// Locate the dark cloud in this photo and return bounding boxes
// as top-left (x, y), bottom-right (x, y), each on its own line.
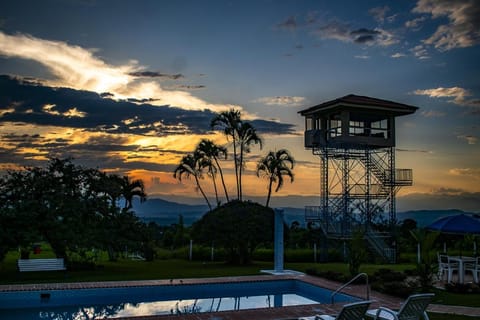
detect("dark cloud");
top-left (126, 97), bottom-right (159, 103)
top-left (350, 28), bottom-right (381, 44)
top-left (249, 119), bottom-right (299, 135)
top-left (0, 75), bottom-right (296, 137)
top-left (276, 16), bottom-right (297, 31)
top-left (128, 71), bottom-right (184, 80)
top-left (176, 85), bottom-right (206, 90)
top-left (354, 35), bottom-right (375, 44)
top-left (311, 21), bottom-right (395, 46)
top-left (350, 28), bottom-right (381, 36)
top-left (0, 75), bottom-right (297, 174)
top-left (0, 75), bottom-right (211, 136)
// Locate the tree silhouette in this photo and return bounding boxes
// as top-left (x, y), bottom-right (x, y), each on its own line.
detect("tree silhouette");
top-left (0, 158), bottom-right (150, 263)
top-left (236, 122), bottom-right (262, 200)
top-left (120, 175), bottom-right (147, 209)
top-left (196, 139), bottom-right (229, 205)
top-left (257, 149), bottom-right (294, 207)
top-left (174, 153), bottom-right (212, 210)
top-left (211, 109), bottom-right (242, 199)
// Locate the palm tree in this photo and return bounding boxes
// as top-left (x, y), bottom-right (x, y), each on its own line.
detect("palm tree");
top-left (211, 109), bottom-right (241, 199)
top-left (173, 153), bottom-right (212, 210)
top-left (237, 122), bottom-right (262, 200)
top-left (120, 175), bottom-right (147, 209)
top-left (196, 139), bottom-right (229, 204)
top-left (196, 151), bottom-right (220, 206)
top-left (256, 149), bottom-right (294, 207)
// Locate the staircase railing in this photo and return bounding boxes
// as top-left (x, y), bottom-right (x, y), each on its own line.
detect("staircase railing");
top-left (365, 230), bottom-right (395, 263)
top-left (361, 153), bottom-right (413, 187)
top-left (331, 272), bottom-right (369, 304)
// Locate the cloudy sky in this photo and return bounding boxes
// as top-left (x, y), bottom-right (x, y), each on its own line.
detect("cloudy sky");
top-left (0, 0), bottom-right (479, 211)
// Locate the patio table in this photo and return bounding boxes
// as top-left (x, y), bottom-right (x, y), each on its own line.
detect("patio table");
top-left (448, 256), bottom-right (476, 284)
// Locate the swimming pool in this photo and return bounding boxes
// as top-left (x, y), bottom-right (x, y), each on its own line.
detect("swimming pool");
top-left (0, 279), bottom-right (358, 319)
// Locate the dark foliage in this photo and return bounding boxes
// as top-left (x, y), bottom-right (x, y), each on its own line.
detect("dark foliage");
top-left (192, 200), bottom-right (274, 264)
top-left (0, 158), bottom-right (150, 264)
top-left (445, 282), bottom-right (480, 294)
top-left (370, 268), bottom-right (416, 298)
top-left (305, 269), bottom-right (349, 283)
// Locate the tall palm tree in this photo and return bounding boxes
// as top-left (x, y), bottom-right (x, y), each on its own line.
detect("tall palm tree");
top-left (199, 156), bottom-right (220, 206)
top-left (237, 122), bottom-right (262, 200)
top-left (120, 175), bottom-right (147, 209)
top-left (211, 109), bottom-right (241, 199)
top-left (173, 153), bottom-right (212, 210)
top-left (256, 149), bottom-right (294, 207)
top-left (196, 139), bottom-right (229, 204)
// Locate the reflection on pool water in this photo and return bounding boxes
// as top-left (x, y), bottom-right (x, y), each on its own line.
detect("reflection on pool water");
top-left (29, 294), bottom-right (315, 319)
top-left (0, 280), bottom-right (357, 319)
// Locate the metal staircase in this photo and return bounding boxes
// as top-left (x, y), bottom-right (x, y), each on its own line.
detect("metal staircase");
top-left (365, 229), bottom-right (396, 263)
top-left (305, 147), bottom-right (412, 263)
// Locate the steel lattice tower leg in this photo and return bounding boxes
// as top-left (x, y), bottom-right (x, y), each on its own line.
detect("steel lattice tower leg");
top-left (389, 147), bottom-right (396, 226)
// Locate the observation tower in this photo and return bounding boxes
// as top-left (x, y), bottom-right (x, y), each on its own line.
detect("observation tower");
top-left (299, 94), bottom-right (418, 262)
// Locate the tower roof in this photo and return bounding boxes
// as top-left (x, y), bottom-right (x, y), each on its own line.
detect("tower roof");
top-left (298, 94), bottom-right (418, 116)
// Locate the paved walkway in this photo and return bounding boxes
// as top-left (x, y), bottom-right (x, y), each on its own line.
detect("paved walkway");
top-left (1, 274), bottom-right (479, 319)
top-left (428, 304), bottom-right (480, 317)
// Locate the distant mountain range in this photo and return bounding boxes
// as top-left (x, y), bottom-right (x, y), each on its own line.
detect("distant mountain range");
top-left (132, 198), bottom-right (477, 228)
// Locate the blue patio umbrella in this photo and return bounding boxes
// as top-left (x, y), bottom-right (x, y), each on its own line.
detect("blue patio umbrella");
top-left (426, 213), bottom-right (480, 255)
top-left (426, 214), bottom-right (480, 235)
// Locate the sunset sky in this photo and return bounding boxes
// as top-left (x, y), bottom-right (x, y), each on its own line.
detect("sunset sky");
top-left (0, 0), bottom-right (479, 211)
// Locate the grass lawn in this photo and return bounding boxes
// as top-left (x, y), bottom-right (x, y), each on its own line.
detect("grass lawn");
top-left (431, 287), bottom-right (480, 308)
top-left (429, 314), bottom-right (475, 320)
top-left (0, 249), bottom-right (414, 285)
top-left (1, 257), bottom-right (274, 284)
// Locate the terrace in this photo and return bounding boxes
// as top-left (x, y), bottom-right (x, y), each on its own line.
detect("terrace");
top-left (1, 266), bottom-right (479, 319)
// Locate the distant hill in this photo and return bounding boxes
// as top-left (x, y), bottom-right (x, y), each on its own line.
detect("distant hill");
top-left (132, 198), bottom-right (208, 225)
top-left (132, 198), bottom-right (307, 226)
top-left (396, 209), bottom-right (473, 227)
top-left (132, 197), bottom-right (476, 227)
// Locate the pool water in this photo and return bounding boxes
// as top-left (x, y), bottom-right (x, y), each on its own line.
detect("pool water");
top-left (0, 280), bottom-right (357, 319)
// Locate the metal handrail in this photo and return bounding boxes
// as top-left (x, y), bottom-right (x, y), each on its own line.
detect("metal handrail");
top-left (330, 272), bottom-right (369, 304)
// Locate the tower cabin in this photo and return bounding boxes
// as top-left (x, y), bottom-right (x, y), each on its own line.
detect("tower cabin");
top-left (299, 94), bottom-right (418, 263)
top-left (300, 94), bottom-right (417, 150)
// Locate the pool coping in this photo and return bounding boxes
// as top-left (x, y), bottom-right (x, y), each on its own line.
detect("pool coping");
top-left (0, 274), bottom-right (407, 319)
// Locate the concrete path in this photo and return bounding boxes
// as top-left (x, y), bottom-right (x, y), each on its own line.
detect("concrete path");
top-left (428, 304), bottom-right (480, 317)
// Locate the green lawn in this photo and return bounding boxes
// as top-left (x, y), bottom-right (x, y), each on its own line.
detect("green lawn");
top-left (429, 315), bottom-right (475, 320)
top-left (1, 256), bottom-right (274, 284)
top-left (0, 250), bottom-right (413, 285)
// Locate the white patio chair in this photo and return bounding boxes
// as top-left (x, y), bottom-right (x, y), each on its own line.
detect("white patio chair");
top-left (446, 256), bottom-right (460, 283)
top-left (366, 293), bottom-right (434, 320)
top-left (464, 256), bottom-right (479, 283)
top-left (436, 253), bottom-right (448, 281)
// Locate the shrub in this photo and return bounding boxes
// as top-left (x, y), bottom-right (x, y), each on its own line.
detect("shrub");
top-left (154, 248), bottom-right (173, 260)
top-left (370, 268), bottom-right (415, 298)
top-left (371, 268), bottom-right (407, 282)
top-left (305, 268), bottom-right (348, 283)
top-left (445, 283), bottom-right (480, 294)
top-left (252, 248), bottom-right (273, 261)
top-left (347, 231), bottom-right (366, 277)
top-left (285, 248), bottom-right (314, 262)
